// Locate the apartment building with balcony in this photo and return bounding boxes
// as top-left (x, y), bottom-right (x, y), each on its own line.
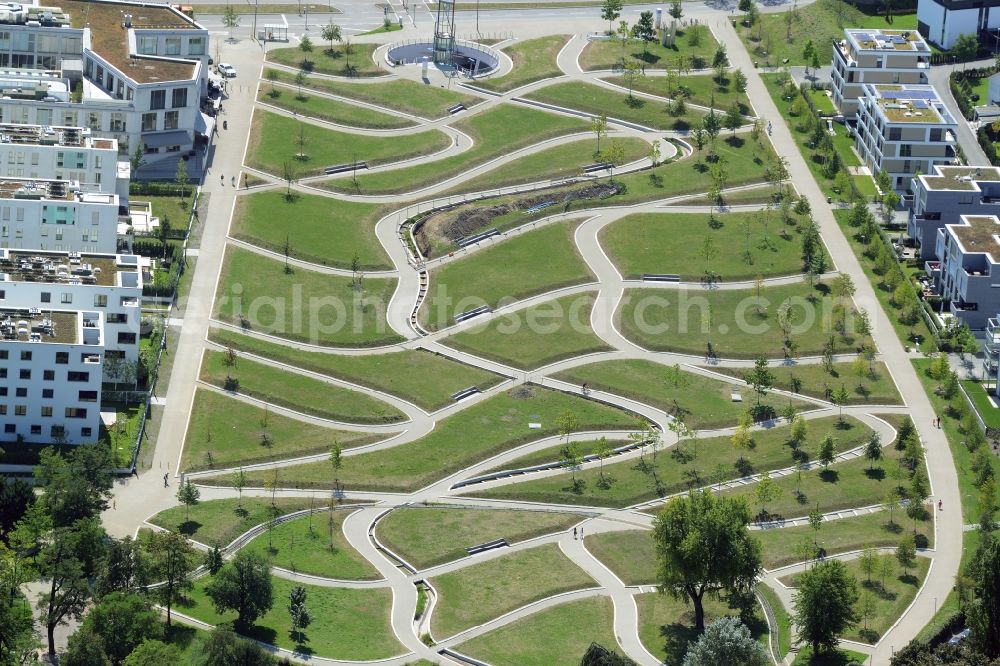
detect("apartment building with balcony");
top-left (832, 28), bottom-right (931, 119)
top-left (0, 305), bottom-right (103, 444)
top-left (924, 213), bottom-right (1000, 328)
top-left (909, 164), bottom-right (1000, 260)
top-left (854, 83), bottom-right (959, 191)
top-left (0, 176), bottom-right (119, 253)
top-left (0, 247), bottom-right (141, 373)
top-left (0, 1), bottom-right (210, 165)
top-left (917, 0), bottom-right (1000, 50)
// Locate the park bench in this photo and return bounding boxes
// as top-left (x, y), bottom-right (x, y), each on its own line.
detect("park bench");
top-left (642, 274), bottom-right (680, 282)
top-left (457, 228), bottom-right (500, 247)
top-left (582, 161), bottom-right (612, 173)
top-left (454, 305), bottom-right (491, 323)
top-left (447, 103), bottom-right (467, 114)
top-left (466, 538), bottom-right (509, 556)
top-left (323, 161), bottom-right (368, 175)
top-left (451, 386), bottom-right (480, 401)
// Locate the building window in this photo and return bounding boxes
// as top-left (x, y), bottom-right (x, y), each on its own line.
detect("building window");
top-left (164, 37), bottom-right (181, 55)
top-left (50, 425), bottom-right (64, 438)
top-left (172, 88), bottom-right (188, 108)
top-left (888, 128), bottom-right (902, 141)
top-left (14, 405), bottom-right (25, 416)
top-left (138, 35), bottom-right (157, 54)
top-left (40, 406), bottom-right (52, 417)
top-left (118, 332), bottom-right (137, 345)
top-left (0, 350), bottom-right (5, 358)
top-left (81, 427), bottom-right (92, 438)
top-left (67, 371), bottom-right (89, 382)
top-left (18, 369), bottom-right (29, 379)
top-left (43, 369), bottom-right (54, 380)
top-left (2, 423), bottom-right (11, 433)
top-left (95, 65), bottom-right (103, 85)
top-left (94, 294), bottom-right (107, 307)
top-left (0, 387), bottom-right (6, 396)
top-left (188, 36), bottom-right (205, 55)
top-left (107, 313), bottom-right (127, 324)
top-left (15, 387), bottom-right (25, 397)
top-left (78, 390), bottom-right (97, 402)
top-left (40, 292), bottom-right (50, 303)
top-left (142, 113), bottom-right (156, 132)
top-left (19, 351), bottom-right (30, 361)
top-left (150, 90), bottom-right (166, 110)
top-left (42, 389), bottom-right (53, 399)
top-left (60, 293), bottom-right (71, 304)
top-left (164, 111), bottom-right (179, 130)
top-left (65, 407), bottom-right (87, 419)
top-left (87, 112), bottom-right (100, 130)
top-left (30, 425), bottom-right (40, 435)
top-left (110, 113), bottom-right (125, 132)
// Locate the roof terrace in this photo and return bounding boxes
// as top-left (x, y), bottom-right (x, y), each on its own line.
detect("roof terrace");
top-left (845, 28), bottom-right (930, 52)
top-left (0, 308), bottom-right (92, 345)
top-left (948, 214), bottom-right (1000, 263)
top-left (921, 165), bottom-right (1000, 191)
top-left (869, 84), bottom-right (952, 124)
top-left (0, 249), bottom-right (139, 287)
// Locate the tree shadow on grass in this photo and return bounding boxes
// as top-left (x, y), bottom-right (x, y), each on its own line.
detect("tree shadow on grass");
top-left (177, 520), bottom-right (203, 536)
top-left (658, 618), bottom-right (699, 666)
top-left (671, 119), bottom-right (691, 132)
top-left (725, 135), bottom-right (745, 148)
top-left (796, 647), bottom-right (866, 665)
top-left (864, 467), bottom-right (886, 481)
top-left (818, 469), bottom-right (839, 483)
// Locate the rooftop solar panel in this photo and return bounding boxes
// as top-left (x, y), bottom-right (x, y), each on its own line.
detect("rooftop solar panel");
top-left (854, 32), bottom-right (872, 42)
top-left (913, 100), bottom-right (929, 109)
top-left (890, 35), bottom-right (906, 43)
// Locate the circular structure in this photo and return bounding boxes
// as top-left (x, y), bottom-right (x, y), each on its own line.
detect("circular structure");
top-left (387, 40), bottom-right (500, 76)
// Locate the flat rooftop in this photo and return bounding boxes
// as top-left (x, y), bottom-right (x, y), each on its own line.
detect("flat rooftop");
top-left (60, 0), bottom-right (199, 84)
top-left (845, 28), bottom-right (930, 53)
top-left (0, 124), bottom-right (107, 149)
top-left (868, 84), bottom-right (951, 124)
top-left (949, 214), bottom-right (1000, 262)
top-left (921, 165), bottom-right (1000, 191)
top-left (0, 308), bottom-right (82, 344)
top-left (0, 249), bottom-right (136, 287)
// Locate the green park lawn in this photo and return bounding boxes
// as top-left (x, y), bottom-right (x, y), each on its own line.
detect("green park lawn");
top-left (208, 328), bottom-right (501, 412)
top-left (525, 81), bottom-right (705, 131)
top-left (551, 359), bottom-right (811, 429)
top-left (180, 576), bottom-right (402, 659)
top-left (321, 104), bottom-right (588, 195)
top-left (430, 543), bottom-right (596, 638)
top-left (756, 509), bottom-right (934, 569)
top-left (481, 438), bottom-right (631, 475)
top-left (213, 246), bottom-right (402, 347)
top-left (636, 592), bottom-right (767, 665)
top-left (246, 110), bottom-right (449, 177)
top-left (148, 497), bottom-right (316, 547)
top-left (584, 530), bottom-right (655, 585)
top-left (739, 0), bottom-right (916, 66)
top-left (705, 361), bottom-right (902, 406)
top-left (199, 384), bottom-right (636, 492)
top-left (603, 73), bottom-right (751, 115)
top-left (600, 210), bottom-right (807, 281)
top-left (375, 506), bottom-right (581, 570)
top-left (442, 292), bottom-right (613, 369)
top-left (961, 380), bottom-right (1000, 429)
top-left (617, 282), bottom-right (873, 359)
top-left (719, 439), bottom-right (909, 519)
top-left (419, 219), bottom-right (594, 330)
top-left (256, 87), bottom-right (413, 129)
top-left (443, 137), bottom-right (650, 198)
top-left (262, 68), bottom-right (480, 118)
top-left (456, 597), bottom-right (619, 666)
top-left (181, 389), bottom-right (378, 472)
top-left (476, 34), bottom-right (570, 92)
top-left (230, 191), bottom-right (390, 270)
top-left (267, 42), bottom-right (384, 77)
top-left (780, 556), bottom-right (930, 643)
top-left (680, 186), bottom-right (777, 207)
top-left (242, 509), bottom-right (382, 580)
top-left (199, 350), bottom-right (405, 424)
top-left (579, 27), bottom-right (720, 71)
top-left (791, 647), bottom-right (873, 665)
top-left (471, 416), bottom-right (872, 508)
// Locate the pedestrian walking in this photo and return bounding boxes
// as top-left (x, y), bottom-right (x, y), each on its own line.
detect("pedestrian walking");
top-left (163, 473), bottom-right (168, 487)
top-left (573, 527), bottom-right (578, 540)
top-left (220, 174), bottom-right (224, 185)
top-left (582, 383), bottom-right (588, 395)
top-left (939, 499), bottom-right (943, 511)
top-left (580, 527), bottom-right (584, 539)
top-left (231, 175), bottom-right (236, 187)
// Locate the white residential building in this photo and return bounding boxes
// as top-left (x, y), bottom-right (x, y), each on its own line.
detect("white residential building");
top-left (925, 213), bottom-right (1000, 328)
top-left (0, 248), bottom-right (141, 372)
top-left (854, 83), bottom-right (959, 191)
top-left (0, 306), bottom-right (103, 444)
top-left (0, 176), bottom-right (120, 253)
top-left (831, 29), bottom-right (931, 119)
top-left (908, 164), bottom-right (1000, 260)
top-left (917, 0), bottom-right (1000, 50)
top-left (0, 0), bottom-right (211, 166)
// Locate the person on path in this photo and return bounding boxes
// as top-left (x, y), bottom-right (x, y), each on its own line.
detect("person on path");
top-left (580, 527), bottom-right (584, 539)
top-left (573, 527), bottom-right (578, 540)
top-left (231, 175), bottom-right (236, 187)
top-left (220, 174), bottom-right (224, 185)
top-left (163, 473), bottom-right (168, 487)
top-left (939, 499), bottom-right (943, 511)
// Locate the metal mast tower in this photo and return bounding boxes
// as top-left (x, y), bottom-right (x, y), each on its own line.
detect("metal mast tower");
top-left (433, 0), bottom-right (456, 66)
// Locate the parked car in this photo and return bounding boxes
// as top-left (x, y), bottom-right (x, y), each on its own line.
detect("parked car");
top-left (217, 63), bottom-right (236, 78)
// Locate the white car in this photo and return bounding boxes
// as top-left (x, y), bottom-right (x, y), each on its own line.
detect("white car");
top-left (217, 63), bottom-right (236, 78)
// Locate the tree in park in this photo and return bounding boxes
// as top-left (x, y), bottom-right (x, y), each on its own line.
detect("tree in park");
top-left (791, 415), bottom-right (808, 447)
top-left (864, 432), bottom-right (883, 471)
top-left (801, 40), bottom-right (817, 76)
top-left (649, 139), bottom-right (661, 168)
top-left (668, 0), bottom-right (682, 20)
top-left (174, 159), bottom-right (188, 199)
top-left (96, 535), bottom-right (148, 596)
top-left (79, 591), bottom-right (162, 665)
top-left (581, 642), bottom-right (637, 665)
top-left (124, 640), bottom-right (182, 666)
top-left (595, 436), bottom-right (614, 487)
top-left (682, 616), bottom-right (768, 666)
top-left (754, 471), bottom-right (782, 520)
top-left (556, 410), bottom-right (579, 446)
top-left (969, 535), bottom-right (1000, 657)
top-left (288, 585), bottom-right (312, 644)
top-left (733, 68), bottom-right (747, 95)
top-left (723, 103), bottom-right (742, 135)
top-left (832, 384), bottom-right (850, 423)
top-left (321, 21), bottom-right (342, 53)
top-left (616, 20), bottom-right (631, 63)
top-left (601, 0), bottom-right (623, 35)
top-left (818, 434), bottom-right (836, 468)
top-left (859, 545), bottom-right (878, 584)
top-left (603, 139), bottom-right (627, 183)
top-left (205, 549), bottom-right (274, 632)
top-left (35, 445), bottom-right (113, 528)
top-left (691, 126), bottom-right (707, 151)
top-left (176, 479), bottom-right (201, 523)
top-left (201, 628), bottom-right (277, 666)
top-left (652, 490), bottom-right (762, 633)
top-left (953, 33), bottom-right (979, 62)
top-left (884, 489), bottom-right (902, 527)
top-left (621, 60), bottom-right (644, 100)
top-left (299, 34), bottom-right (313, 54)
top-left (62, 627), bottom-right (110, 666)
top-left (330, 441), bottom-right (343, 496)
top-left (147, 530), bottom-right (197, 627)
top-left (942, 370), bottom-right (960, 400)
top-left (281, 160), bottom-right (298, 200)
top-left (743, 356), bottom-right (774, 409)
top-left (232, 467), bottom-right (247, 509)
top-left (793, 559), bottom-right (860, 654)
top-left (205, 544), bottom-right (224, 575)
top-left (896, 533), bottom-right (916, 575)
top-left (738, 0), bottom-right (753, 24)
top-left (562, 440), bottom-right (584, 489)
top-left (631, 11), bottom-right (656, 69)
top-left (0, 476), bottom-right (34, 539)
top-left (591, 112), bottom-right (608, 156)
top-left (222, 3), bottom-right (239, 40)
top-left (702, 109), bottom-right (721, 154)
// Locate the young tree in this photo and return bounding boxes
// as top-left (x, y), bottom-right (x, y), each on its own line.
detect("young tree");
top-left (222, 3), bottom-right (239, 40)
top-left (232, 468), bottom-right (247, 509)
top-left (864, 432), bottom-right (883, 472)
top-left (299, 34), bottom-right (313, 54)
top-left (723, 103), bottom-right (742, 135)
top-left (330, 441), bottom-right (343, 494)
top-left (321, 21), bottom-right (342, 52)
top-left (622, 59), bottom-right (644, 99)
top-left (205, 550), bottom-right (274, 632)
top-left (616, 20), bottom-right (631, 63)
top-left (287, 585), bottom-right (312, 644)
top-left (802, 40), bottom-right (816, 76)
top-left (281, 160), bottom-right (298, 200)
top-left (595, 436), bottom-right (613, 485)
top-left (743, 356), bottom-right (774, 409)
top-left (792, 559), bottom-right (860, 655)
top-left (176, 480), bottom-right (201, 523)
top-left (591, 112), bottom-right (608, 156)
top-left (601, 0), bottom-right (623, 35)
top-left (632, 11), bottom-right (656, 68)
top-left (147, 530), bottom-right (197, 627)
top-left (754, 472), bottom-right (782, 519)
top-left (668, 0), bottom-right (683, 20)
top-left (859, 545), bottom-right (878, 584)
top-left (897, 533), bottom-right (917, 575)
top-left (682, 616), bottom-right (768, 666)
top-left (652, 490), bottom-right (762, 633)
top-left (791, 415), bottom-right (808, 446)
top-left (832, 384), bottom-right (850, 423)
top-left (649, 139), bottom-right (661, 168)
top-left (562, 441), bottom-right (584, 488)
top-left (733, 68), bottom-right (748, 95)
top-left (174, 159), bottom-right (188, 199)
top-left (819, 435), bottom-right (836, 468)
top-left (603, 138), bottom-right (627, 183)
top-left (205, 545), bottom-right (224, 575)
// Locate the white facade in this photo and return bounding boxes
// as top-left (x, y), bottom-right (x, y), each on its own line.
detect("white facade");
top-left (0, 178), bottom-right (120, 253)
top-left (0, 307), bottom-right (103, 444)
top-left (917, 0), bottom-right (1000, 50)
top-left (831, 29), bottom-right (931, 119)
top-left (0, 248), bottom-right (141, 372)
